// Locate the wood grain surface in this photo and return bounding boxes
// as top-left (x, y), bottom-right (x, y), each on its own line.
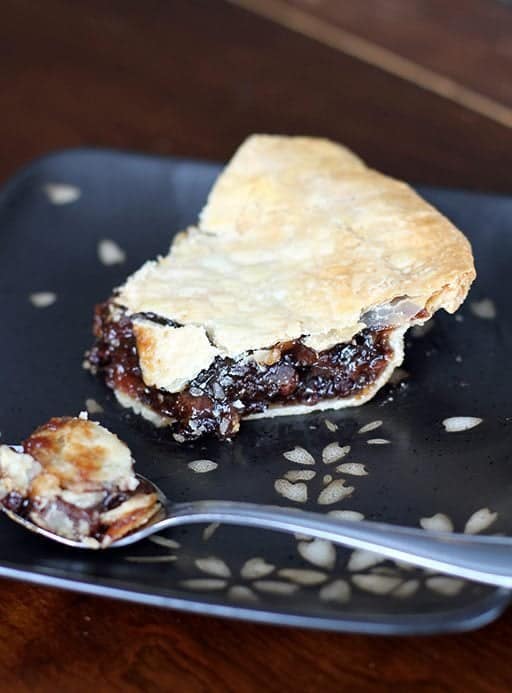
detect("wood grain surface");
top-left (1, 1), bottom-right (512, 690)
top-left (232, 0), bottom-right (512, 121)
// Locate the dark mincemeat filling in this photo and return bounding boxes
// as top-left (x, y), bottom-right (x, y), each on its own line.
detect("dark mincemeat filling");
top-left (87, 301), bottom-right (394, 440)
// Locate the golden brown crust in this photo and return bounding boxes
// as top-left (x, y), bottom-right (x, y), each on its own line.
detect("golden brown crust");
top-left (199, 134), bottom-right (475, 317)
top-left (24, 417), bottom-right (136, 492)
top-left (116, 135), bottom-right (475, 387)
top-left (133, 319), bottom-right (219, 393)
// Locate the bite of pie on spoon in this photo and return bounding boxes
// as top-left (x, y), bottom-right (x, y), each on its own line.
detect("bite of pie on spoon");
top-left (0, 414), bottom-right (160, 547)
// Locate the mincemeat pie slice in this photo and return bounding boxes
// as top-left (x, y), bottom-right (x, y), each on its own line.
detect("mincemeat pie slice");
top-left (87, 136), bottom-right (475, 440)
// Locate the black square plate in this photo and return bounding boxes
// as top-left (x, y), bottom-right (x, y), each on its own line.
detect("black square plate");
top-left (0, 149), bottom-right (510, 634)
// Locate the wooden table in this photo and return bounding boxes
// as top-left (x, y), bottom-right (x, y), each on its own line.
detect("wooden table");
top-left (2, 1), bottom-right (512, 689)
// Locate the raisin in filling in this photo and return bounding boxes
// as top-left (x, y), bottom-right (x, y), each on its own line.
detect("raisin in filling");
top-left (88, 301), bottom-right (394, 440)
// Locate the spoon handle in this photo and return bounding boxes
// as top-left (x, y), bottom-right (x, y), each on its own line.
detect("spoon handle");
top-left (128, 500), bottom-right (512, 589)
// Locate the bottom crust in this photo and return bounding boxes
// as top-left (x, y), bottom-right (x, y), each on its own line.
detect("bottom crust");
top-left (114, 327), bottom-right (406, 428)
top-left (115, 390), bottom-right (175, 428)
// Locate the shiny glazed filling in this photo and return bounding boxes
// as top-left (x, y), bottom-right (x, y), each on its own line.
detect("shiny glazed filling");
top-left (87, 302), bottom-right (394, 440)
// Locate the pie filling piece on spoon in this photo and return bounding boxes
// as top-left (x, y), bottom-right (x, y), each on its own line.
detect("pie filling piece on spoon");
top-left (87, 135), bottom-right (475, 440)
top-left (0, 415), bottom-right (160, 546)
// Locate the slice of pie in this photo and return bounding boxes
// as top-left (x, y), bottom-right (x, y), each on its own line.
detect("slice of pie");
top-left (0, 414), bottom-right (160, 546)
top-left (87, 135), bottom-right (475, 440)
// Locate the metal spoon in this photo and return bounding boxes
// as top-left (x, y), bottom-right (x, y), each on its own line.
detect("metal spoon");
top-left (2, 472), bottom-right (512, 589)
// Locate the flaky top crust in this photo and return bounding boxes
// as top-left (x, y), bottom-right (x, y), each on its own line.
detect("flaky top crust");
top-left (117, 135), bottom-right (475, 367)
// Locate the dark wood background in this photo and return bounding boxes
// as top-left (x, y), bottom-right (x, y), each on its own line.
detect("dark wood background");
top-left (2, 1), bottom-right (512, 690)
